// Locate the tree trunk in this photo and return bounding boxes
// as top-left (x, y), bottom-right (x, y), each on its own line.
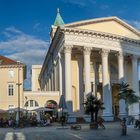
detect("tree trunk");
top-left (125, 101), bottom-right (128, 117)
top-left (91, 111), bottom-right (94, 122)
top-left (95, 110), bottom-right (98, 123)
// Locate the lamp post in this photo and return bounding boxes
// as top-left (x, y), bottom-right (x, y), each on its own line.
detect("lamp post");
top-left (25, 96), bottom-right (28, 118)
top-left (91, 82), bottom-right (93, 93)
top-left (16, 61), bottom-right (21, 127)
top-left (91, 81), bottom-right (97, 97)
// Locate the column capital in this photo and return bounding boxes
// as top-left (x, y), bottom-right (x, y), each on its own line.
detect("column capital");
top-left (83, 47), bottom-right (92, 55)
top-left (117, 51), bottom-right (124, 59)
top-left (64, 45), bottom-right (73, 53)
top-left (101, 49), bottom-right (110, 57)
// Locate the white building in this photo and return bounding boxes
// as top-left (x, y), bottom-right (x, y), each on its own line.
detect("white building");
top-left (39, 10), bottom-right (140, 122)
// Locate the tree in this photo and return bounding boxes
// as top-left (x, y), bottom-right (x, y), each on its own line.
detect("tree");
top-left (117, 81), bottom-right (140, 115)
top-left (84, 94), bottom-right (105, 123)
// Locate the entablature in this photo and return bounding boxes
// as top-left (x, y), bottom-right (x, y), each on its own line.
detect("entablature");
top-left (64, 33), bottom-right (140, 56)
top-left (61, 27), bottom-right (140, 44)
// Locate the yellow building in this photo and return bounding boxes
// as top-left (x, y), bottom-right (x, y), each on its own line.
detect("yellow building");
top-left (0, 55), bottom-right (26, 112)
top-left (39, 10), bottom-right (140, 122)
top-left (0, 56), bottom-right (59, 120)
top-left (31, 65), bottom-right (42, 92)
top-left (24, 65), bottom-right (59, 112)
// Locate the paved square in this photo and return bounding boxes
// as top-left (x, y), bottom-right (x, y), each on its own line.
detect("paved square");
top-left (0, 122), bottom-right (139, 140)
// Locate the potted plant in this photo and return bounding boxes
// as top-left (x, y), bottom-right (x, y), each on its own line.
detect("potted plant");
top-left (117, 81), bottom-right (140, 120)
top-left (84, 94), bottom-right (105, 129)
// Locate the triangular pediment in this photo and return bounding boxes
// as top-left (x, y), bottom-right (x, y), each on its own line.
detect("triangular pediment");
top-left (65, 17), bottom-right (140, 40)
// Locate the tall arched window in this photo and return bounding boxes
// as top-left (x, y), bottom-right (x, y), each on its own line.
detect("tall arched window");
top-left (45, 100), bottom-right (57, 108)
top-left (25, 100), bottom-right (39, 107)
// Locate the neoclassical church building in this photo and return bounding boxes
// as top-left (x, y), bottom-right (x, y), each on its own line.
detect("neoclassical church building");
top-left (39, 9), bottom-right (140, 121)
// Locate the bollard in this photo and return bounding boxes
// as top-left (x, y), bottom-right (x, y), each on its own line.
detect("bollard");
top-left (121, 118), bottom-right (127, 136)
top-left (122, 123), bottom-right (127, 135)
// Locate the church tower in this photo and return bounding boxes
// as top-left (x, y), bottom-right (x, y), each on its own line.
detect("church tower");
top-left (54, 8), bottom-right (65, 26)
top-left (50, 8), bottom-right (65, 39)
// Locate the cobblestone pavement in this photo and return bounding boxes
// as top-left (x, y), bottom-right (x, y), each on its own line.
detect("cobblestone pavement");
top-left (0, 122), bottom-right (139, 140)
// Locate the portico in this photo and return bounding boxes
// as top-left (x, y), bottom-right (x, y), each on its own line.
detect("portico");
top-left (39, 15), bottom-right (140, 121)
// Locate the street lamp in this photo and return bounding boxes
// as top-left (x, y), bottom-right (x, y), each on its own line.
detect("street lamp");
top-left (91, 82), bottom-right (97, 97)
top-left (25, 96), bottom-right (28, 118)
top-left (91, 82), bottom-right (93, 92)
top-left (16, 61), bottom-right (22, 127)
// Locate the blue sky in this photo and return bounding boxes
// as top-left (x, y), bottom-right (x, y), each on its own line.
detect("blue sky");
top-left (0, 0), bottom-right (140, 89)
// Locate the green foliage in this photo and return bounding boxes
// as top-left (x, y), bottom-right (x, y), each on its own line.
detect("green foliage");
top-left (84, 94), bottom-right (105, 114)
top-left (118, 81), bottom-right (140, 105)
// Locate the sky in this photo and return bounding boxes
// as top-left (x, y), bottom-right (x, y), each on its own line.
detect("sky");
top-left (0, 0), bottom-right (140, 89)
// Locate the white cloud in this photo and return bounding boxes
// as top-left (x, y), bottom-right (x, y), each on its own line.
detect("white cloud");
top-left (33, 23), bottom-right (41, 30)
top-left (33, 23), bottom-right (47, 32)
top-left (61, 0), bottom-right (96, 7)
top-left (130, 21), bottom-right (140, 31)
top-left (5, 26), bottom-right (23, 34)
top-left (125, 20), bottom-right (140, 31)
top-left (0, 26), bottom-right (49, 62)
top-left (0, 26), bottom-right (49, 89)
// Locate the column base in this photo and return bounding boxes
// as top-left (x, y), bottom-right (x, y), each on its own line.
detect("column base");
top-left (84, 115), bottom-right (91, 123)
top-left (119, 113), bottom-right (127, 119)
top-left (102, 113), bottom-right (113, 121)
top-left (128, 113), bottom-right (140, 119)
top-left (129, 103), bottom-right (139, 119)
top-left (67, 114), bottom-right (76, 123)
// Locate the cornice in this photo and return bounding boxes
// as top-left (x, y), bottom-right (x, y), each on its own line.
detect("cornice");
top-left (64, 33), bottom-right (140, 56)
top-left (64, 16), bottom-right (140, 38)
top-left (65, 17), bottom-right (118, 27)
top-left (61, 27), bottom-right (140, 45)
top-left (0, 65), bottom-right (25, 68)
top-left (40, 26), bottom-right (63, 79)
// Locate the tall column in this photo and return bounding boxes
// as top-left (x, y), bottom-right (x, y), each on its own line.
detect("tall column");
top-left (47, 78), bottom-right (49, 91)
top-left (51, 70), bottom-right (54, 91)
top-left (78, 55), bottom-right (84, 115)
top-left (47, 76), bottom-right (49, 91)
top-left (50, 71), bottom-right (53, 91)
top-left (58, 54), bottom-right (62, 95)
top-left (131, 55), bottom-right (139, 116)
top-left (64, 46), bottom-right (73, 113)
top-left (101, 49), bottom-right (113, 121)
top-left (83, 47), bottom-right (91, 98)
top-left (93, 61), bottom-right (97, 97)
top-left (48, 76), bottom-right (51, 91)
top-left (117, 52), bottom-right (127, 117)
top-left (53, 62), bottom-right (57, 91)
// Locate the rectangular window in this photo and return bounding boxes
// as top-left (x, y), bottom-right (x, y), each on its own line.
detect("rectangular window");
top-left (8, 84), bottom-right (14, 96)
top-left (9, 105), bottom-right (14, 109)
top-left (30, 100), bottom-right (33, 107)
top-left (8, 70), bottom-right (14, 78)
top-left (8, 105), bottom-right (15, 113)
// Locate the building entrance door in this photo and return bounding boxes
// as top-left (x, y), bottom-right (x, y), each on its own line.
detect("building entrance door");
top-left (112, 84), bottom-right (119, 118)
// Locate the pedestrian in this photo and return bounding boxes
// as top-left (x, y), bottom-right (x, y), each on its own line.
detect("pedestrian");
top-left (120, 118), bottom-right (127, 136)
top-left (97, 117), bottom-right (105, 129)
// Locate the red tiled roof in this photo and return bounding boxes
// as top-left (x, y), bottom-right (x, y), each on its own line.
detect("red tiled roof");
top-left (0, 55), bottom-right (18, 65)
